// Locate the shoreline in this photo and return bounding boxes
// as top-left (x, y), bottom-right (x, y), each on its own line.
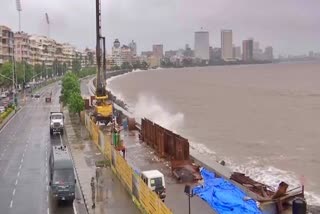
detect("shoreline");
top-left (92, 69), bottom-right (320, 208)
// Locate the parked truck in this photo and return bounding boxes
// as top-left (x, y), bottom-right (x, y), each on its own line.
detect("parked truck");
top-left (50, 112), bottom-right (64, 136)
top-left (140, 170), bottom-right (166, 202)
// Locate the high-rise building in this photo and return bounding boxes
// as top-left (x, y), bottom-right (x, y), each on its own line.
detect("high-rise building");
top-left (233, 46), bottom-right (241, 60)
top-left (184, 44), bottom-right (193, 57)
top-left (121, 45), bottom-right (133, 64)
top-left (152, 44), bottom-right (163, 58)
top-left (194, 31), bottom-right (209, 60)
top-left (112, 39), bottom-right (122, 67)
top-left (129, 40), bottom-right (137, 56)
top-left (264, 46), bottom-right (273, 61)
top-left (0, 25), bottom-right (14, 65)
top-left (221, 30), bottom-right (233, 61)
top-left (242, 39), bottom-right (253, 61)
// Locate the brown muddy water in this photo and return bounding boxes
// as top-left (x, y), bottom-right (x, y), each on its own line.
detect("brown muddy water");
top-left (107, 61), bottom-right (320, 205)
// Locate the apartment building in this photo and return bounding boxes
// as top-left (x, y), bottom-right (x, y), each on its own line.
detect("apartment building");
top-left (0, 25), bottom-right (14, 65)
top-left (14, 31), bottom-right (31, 64)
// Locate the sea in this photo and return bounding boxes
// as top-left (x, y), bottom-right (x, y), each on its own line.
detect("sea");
top-left (107, 61), bottom-right (320, 205)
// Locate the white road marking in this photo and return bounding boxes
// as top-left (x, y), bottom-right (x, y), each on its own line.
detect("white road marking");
top-left (47, 207), bottom-right (49, 214)
top-left (9, 200), bottom-right (13, 208)
top-left (17, 171), bottom-right (20, 177)
top-left (46, 195), bottom-right (48, 202)
top-left (59, 134), bottom-right (63, 146)
top-left (22, 153), bottom-right (25, 158)
top-left (46, 176), bottom-right (48, 183)
top-left (15, 179), bottom-right (18, 185)
top-left (21, 158), bottom-right (24, 163)
top-left (13, 189), bottom-right (16, 196)
top-left (46, 186), bottom-right (49, 191)
top-left (73, 201), bottom-right (78, 214)
top-left (19, 165), bottom-right (22, 170)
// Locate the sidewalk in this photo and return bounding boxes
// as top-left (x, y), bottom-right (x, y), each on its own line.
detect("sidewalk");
top-left (64, 108), bottom-right (140, 214)
top-left (118, 129), bottom-right (215, 214)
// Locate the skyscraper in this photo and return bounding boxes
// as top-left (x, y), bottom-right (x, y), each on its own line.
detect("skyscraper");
top-left (194, 31), bottom-right (209, 60)
top-left (233, 46), bottom-right (241, 60)
top-left (129, 40), bottom-right (137, 56)
top-left (242, 39), bottom-right (253, 61)
top-left (221, 30), bottom-right (233, 61)
top-left (152, 44), bottom-right (163, 58)
top-left (264, 46), bottom-right (273, 61)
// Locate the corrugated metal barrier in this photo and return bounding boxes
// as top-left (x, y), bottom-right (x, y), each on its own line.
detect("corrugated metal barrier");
top-left (141, 118), bottom-right (190, 162)
top-left (84, 113), bottom-right (172, 214)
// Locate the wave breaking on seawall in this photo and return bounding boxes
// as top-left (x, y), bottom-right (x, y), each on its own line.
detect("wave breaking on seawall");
top-left (107, 76), bottom-right (320, 206)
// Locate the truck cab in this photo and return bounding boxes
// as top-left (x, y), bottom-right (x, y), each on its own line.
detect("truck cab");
top-left (50, 112), bottom-right (64, 136)
top-left (141, 170), bottom-right (166, 202)
top-left (49, 145), bottom-right (76, 202)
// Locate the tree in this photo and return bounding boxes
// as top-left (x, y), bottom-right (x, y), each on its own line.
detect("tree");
top-left (72, 58), bottom-right (81, 75)
top-left (62, 73), bottom-right (80, 105)
top-left (111, 65), bottom-right (120, 70)
top-left (121, 62), bottom-right (132, 70)
top-left (68, 91), bottom-right (84, 115)
top-left (0, 62), bottom-right (13, 87)
top-left (132, 60), bottom-right (141, 69)
top-left (141, 61), bottom-right (149, 70)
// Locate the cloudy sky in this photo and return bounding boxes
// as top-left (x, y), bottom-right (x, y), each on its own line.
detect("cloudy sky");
top-left (0, 0), bottom-right (319, 56)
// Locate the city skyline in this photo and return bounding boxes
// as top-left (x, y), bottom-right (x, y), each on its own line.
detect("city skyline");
top-left (0, 0), bottom-right (320, 56)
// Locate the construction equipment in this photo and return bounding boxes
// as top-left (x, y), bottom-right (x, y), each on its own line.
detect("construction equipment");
top-left (91, 0), bottom-right (113, 125)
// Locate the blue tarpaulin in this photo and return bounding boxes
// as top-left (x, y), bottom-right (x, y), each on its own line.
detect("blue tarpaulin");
top-left (192, 167), bottom-right (262, 214)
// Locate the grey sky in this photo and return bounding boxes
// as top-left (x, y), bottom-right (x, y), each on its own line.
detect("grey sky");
top-left (0, 0), bottom-right (319, 56)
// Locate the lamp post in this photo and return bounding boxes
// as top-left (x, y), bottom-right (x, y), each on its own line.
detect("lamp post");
top-left (184, 184), bottom-right (194, 214)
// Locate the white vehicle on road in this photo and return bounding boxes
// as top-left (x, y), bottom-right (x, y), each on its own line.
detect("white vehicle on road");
top-left (1, 93), bottom-right (6, 99)
top-left (0, 106), bottom-right (5, 113)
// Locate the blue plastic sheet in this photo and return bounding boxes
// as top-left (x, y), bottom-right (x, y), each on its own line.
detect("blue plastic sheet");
top-left (192, 168), bottom-right (262, 214)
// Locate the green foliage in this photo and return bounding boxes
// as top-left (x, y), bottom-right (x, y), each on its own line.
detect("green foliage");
top-left (121, 62), bottom-right (132, 70)
top-left (78, 67), bottom-right (96, 78)
top-left (0, 107), bottom-right (14, 124)
top-left (61, 72), bottom-right (84, 115)
top-left (68, 91), bottom-right (84, 114)
top-left (111, 65), bottom-right (121, 70)
top-left (62, 72), bottom-right (80, 104)
top-left (72, 58), bottom-right (81, 75)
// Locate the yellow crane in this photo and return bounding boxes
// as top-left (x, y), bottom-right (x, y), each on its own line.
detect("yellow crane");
top-left (92, 0), bottom-right (113, 125)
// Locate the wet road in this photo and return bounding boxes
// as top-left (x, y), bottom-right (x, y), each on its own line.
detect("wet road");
top-left (0, 83), bottom-right (79, 214)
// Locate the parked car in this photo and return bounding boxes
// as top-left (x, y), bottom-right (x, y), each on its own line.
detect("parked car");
top-left (0, 106), bottom-right (5, 113)
top-left (1, 93), bottom-right (6, 99)
top-left (34, 93), bottom-right (40, 98)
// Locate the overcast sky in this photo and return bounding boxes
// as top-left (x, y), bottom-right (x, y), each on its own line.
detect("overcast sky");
top-left (1, 0), bottom-right (319, 56)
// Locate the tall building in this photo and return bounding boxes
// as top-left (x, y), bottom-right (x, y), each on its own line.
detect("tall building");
top-left (14, 32), bottom-right (31, 64)
top-left (221, 30), bottom-right (233, 61)
top-left (194, 31), bottom-right (209, 60)
top-left (184, 44), bottom-right (193, 57)
top-left (152, 44), bottom-right (163, 58)
top-left (112, 39), bottom-right (122, 67)
top-left (0, 25), bottom-right (14, 65)
top-left (129, 40), bottom-right (137, 56)
top-left (121, 45), bottom-right (133, 64)
top-left (264, 46), bottom-right (273, 61)
top-left (233, 46), bottom-right (241, 60)
top-left (242, 39), bottom-right (253, 61)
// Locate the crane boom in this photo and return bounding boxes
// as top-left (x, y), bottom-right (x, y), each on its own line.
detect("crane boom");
top-left (95, 0), bottom-right (106, 96)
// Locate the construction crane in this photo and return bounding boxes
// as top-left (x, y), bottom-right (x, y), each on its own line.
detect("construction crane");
top-left (92, 0), bottom-right (113, 125)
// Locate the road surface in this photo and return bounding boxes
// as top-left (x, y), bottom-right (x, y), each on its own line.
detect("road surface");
top-left (0, 82), bottom-right (85, 214)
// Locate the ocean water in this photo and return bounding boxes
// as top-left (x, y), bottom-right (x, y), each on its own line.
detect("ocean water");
top-left (107, 61), bottom-right (320, 205)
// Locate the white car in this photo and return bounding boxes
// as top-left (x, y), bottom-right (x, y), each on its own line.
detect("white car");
top-left (1, 93), bottom-right (6, 99)
top-left (0, 106), bottom-right (5, 113)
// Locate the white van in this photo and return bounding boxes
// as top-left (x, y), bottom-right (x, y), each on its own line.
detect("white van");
top-left (141, 170), bottom-right (166, 202)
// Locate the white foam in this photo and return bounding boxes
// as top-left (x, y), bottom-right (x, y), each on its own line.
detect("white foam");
top-left (131, 94), bottom-right (184, 132)
top-left (228, 160), bottom-right (320, 205)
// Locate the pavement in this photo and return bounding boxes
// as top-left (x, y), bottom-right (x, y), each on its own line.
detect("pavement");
top-left (63, 104), bottom-right (140, 214)
top-left (0, 81), bottom-right (85, 214)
